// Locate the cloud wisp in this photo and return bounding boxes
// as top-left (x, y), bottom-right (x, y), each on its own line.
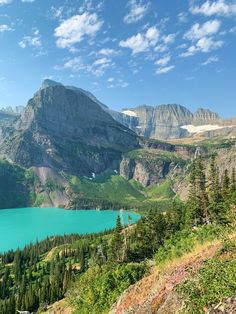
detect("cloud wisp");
top-left (124, 0), bottom-right (150, 24)
top-left (190, 0), bottom-right (236, 17)
top-left (180, 19), bottom-right (223, 57)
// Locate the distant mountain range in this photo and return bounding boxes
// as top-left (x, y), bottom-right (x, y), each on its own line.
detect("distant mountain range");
top-left (1, 80), bottom-right (235, 142)
top-left (1, 80), bottom-right (236, 176)
top-left (1, 79), bottom-right (236, 209)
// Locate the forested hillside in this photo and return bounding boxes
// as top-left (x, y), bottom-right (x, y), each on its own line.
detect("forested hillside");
top-left (0, 158), bottom-right (36, 209)
top-left (0, 155), bottom-right (236, 313)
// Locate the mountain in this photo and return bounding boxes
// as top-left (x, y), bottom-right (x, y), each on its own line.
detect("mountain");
top-left (0, 80), bottom-right (138, 177)
top-left (1, 80), bottom-right (236, 209)
top-left (113, 105), bottom-right (236, 140)
top-left (45, 84), bottom-right (235, 141)
top-left (4, 83), bottom-right (236, 141)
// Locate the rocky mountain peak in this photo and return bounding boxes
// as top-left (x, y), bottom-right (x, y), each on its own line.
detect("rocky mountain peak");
top-left (193, 108), bottom-right (220, 125)
top-left (40, 79), bottom-right (63, 90)
top-left (0, 81), bottom-right (138, 175)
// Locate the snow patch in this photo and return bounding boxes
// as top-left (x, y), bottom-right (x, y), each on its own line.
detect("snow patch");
top-left (122, 110), bottom-right (137, 117)
top-left (181, 124), bottom-right (235, 134)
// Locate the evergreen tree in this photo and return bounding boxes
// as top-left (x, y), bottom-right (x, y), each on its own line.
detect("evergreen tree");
top-left (207, 154), bottom-right (223, 222)
top-left (230, 168), bottom-right (236, 196)
top-left (187, 156), bottom-right (209, 226)
top-left (108, 216), bottom-right (124, 263)
top-left (222, 169), bottom-right (230, 200)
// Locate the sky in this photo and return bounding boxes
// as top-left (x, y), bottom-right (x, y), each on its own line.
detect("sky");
top-left (0, 0), bottom-right (236, 117)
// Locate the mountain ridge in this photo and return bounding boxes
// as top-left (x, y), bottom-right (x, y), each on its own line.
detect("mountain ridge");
top-left (3, 79), bottom-right (234, 141)
top-left (0, 81), bottom-right (139, 177)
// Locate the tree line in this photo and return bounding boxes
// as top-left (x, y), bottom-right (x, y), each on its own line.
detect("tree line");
top-left (0, 154), bottom-right (235, 313)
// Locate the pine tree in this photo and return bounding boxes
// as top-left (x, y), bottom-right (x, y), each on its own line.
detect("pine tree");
top-left (186, 158), bottom-right (198, 225)
top-left (108, 215), bottom-right (124, 263)
top-left (230, 168), bottom-right (236, 195)
top-left (208, 155), bottom-right (221, 204)
top-left (222, 169), bottom-right (230, 200)
top-left (207, 154), bottom-right (223, 222)
top-left (196, 156), bottom-right (209, 223)
top-left (187, 156), bottom-right (209, 226)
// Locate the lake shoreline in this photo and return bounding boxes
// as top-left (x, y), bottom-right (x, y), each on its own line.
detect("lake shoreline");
top-left (0, 207), bottom-right (140, 253)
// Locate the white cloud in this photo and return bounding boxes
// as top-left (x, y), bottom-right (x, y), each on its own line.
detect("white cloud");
top-left (18, 29), bottom-right (42, 48)
top-left (79, 0), bottom-right (103, 14)
top-left (99, 48), bottom-right (117, 56)
top-left (120, 34), bottom-right (148, 54)
top-left (108, 78), bottom-right (129, 88)
top-left (156, 65), bottom-right (175, 74)
top-left (55, 13), bottom-right (103, 49)
top-left (190, 0), bottom-right (236, 17)
top-left (107, 77), bottom-right (114, 82)
top-left (154, 44), bottom-right (168, 53)
top-left (93, 57), bottom-right (111, 66)
top-left (230, 26), bottom-right (236, 34)
top-left (180, 37), bottom-right (223, 57)
top-left (201, 55), bottom-right (219, 65)
top-left (155, 54), bottom-right (174, 74)
top-left (181, 19), bottom-right (223, 57)
top-left (155, 55), bottom-right (171, 66)
top-left (178, 12), bottom-right (188, 23)
top-left (50, 6), bottom-right (65, 20)
top-left (91, 57), bottom-right (113, 76)
top-left (145, 26), bottom-right (160, 45)
top-left (0, 0), bottom-right (11, 5)
top-left (124, 0), bottom-right (150, 24)
top-left (63, 55), bottom-right (113, 77)
top-left (63, 57), bottom-right (85, 72)
top-left (162, 33), bottom-right (176, 44)
top-left (119, 26), bottom-right (159, 54)
top-left (0, 24), bottom-right (12, 32)
top-left (184, 20), bottom-right (221, 40)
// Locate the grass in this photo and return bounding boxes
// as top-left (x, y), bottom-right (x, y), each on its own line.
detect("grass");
top-left (147, 179), bottom-right (175, 200)
top-left (68, 262), bottom-right (147, 314)
top-left (178, 238), bottom-right (236, 314)
top-left (70, 173), bottom-right (146, 205)
top-left (153, 223), bottom-right (236, 314)
top-left (155, 225), bottom-right (225, 267)
top-left (69, 172), bottom-right (179, 212)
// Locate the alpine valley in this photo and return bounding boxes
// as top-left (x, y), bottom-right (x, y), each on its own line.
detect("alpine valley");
top-left (1, 80), bottom-right (236, 314)
top-left (1, 79), bottom-right (236, 210)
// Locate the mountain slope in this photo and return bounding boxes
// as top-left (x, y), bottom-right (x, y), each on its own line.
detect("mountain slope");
top-left (0, 80), bottom-right (138, 177)
top-left (110, 229), bottom-right (236, 314)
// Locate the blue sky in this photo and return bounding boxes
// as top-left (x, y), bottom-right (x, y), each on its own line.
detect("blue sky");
top-left (0, 0), bottom-right (236, 117)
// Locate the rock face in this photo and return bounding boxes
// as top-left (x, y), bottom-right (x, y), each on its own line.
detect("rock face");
top-left (0, 80), bottom-right (139, 176)
top-left (110, 104), bottom-right (192, 139)
top-left (193, 108), bottom-right (220, 125)
top-left (119, 138), bottom-right (195, 187)
top-left (120, 156), bottom-right (174, 187)
top-left (3, 83), bottom-right (235, 141)
top-left (110, 104), bottom-right (226, 140)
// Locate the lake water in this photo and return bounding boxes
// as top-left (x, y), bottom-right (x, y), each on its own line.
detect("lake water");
top-left (0, 207), bottom-right (140, 253)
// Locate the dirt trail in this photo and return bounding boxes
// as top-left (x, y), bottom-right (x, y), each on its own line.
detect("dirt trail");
top-left (110, 241), bottom-right (221, 314)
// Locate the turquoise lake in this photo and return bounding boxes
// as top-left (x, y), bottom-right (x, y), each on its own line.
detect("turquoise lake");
top-left (0, 207), bottom-right (140, 253)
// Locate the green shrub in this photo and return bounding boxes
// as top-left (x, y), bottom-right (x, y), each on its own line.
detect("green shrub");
top-left (178, 240), bottom-right (236, 313)
top-left (69, 262), bottom-right (147, 314)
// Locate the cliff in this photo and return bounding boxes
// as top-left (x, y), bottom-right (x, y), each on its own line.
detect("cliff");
top-left (0, 80), bottom-right (139, 177)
